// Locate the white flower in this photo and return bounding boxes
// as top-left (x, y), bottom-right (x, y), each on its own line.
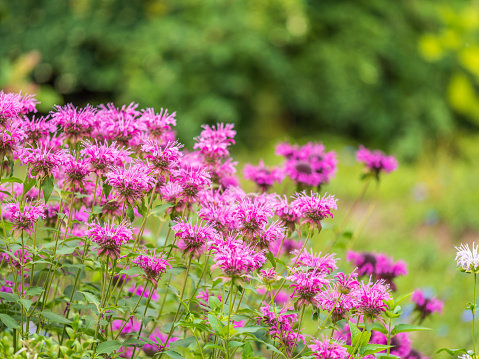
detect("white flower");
top-left (455, 243), bottom-right (479, 273)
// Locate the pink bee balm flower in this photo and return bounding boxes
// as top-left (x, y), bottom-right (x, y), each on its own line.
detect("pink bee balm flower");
top-left (292, 191), bottom-right (338, 231)
top-left (193, 123), bottom-right (236, 160)
top-left (97, 102), bottom-right (144, 146)
top-left (260, 303), bottom-right (305, 356)
top-left (210, 235), bottom-right (266, 278)
top-left (291, 249), bottom-right (338, 275)
top-left (333, 271), bottom-right (360, 295)
top-left (274, 195), bottom-right (300, 233)
top-left (171, 166), bottom-right (211, 202)
top-left (233, 197), bottom-right (274, 241)
top-left (287, 269), bottom-right (329, 307)
top-left (0, 91), bottom-right (38, 126)
top-left (142, 140), bottom-right (183, 175)
top-left (411, 289), bottom-right (444, 322)
top-left (198, 203), bottom-right (238, 235)
top-left (356, 145), bottom-right (398, 175)
top-left (278, 141), bottom-right (337, 188)
top-left (19, 145), bottom-right (66, 178)
top-left (86, 221), bottom-right (133, 260)
top-left (317, 287), bottom-right (357, 322)
top-left (51, 104), bottom-right (97, 143)
top-left (64, 154), bottom-right (90, 188)
top-left (455, 243), bottom-right (479, 273)
top-left (172, 218), bottom-right (218, 258)
top-left (243, 160), bottom-right (284, 192)
top-left (105, 162), bottom-right (156, 204)
top-left (259, 268), bottom-right (279, 284)
top-left (140, 107), bottom-right (177, 139)
top-left (370, 331), bottom-right (411, 357)
top-left (257, 220), bottom-right (286, 250)
top-left (3, 200), bottom-right (45, 236)
top-left (112, 318), bottom-right (141, 336)
top-left (0, 123), bottom-right (25, 158)
top-left (309, 336), bottom-right (349, 359)
top-left (355, 278), bottom-right (391, 322)
top-left (81, 140), bottom-right (132, 174)
top-left (143, 329), bottom-right (178, 356)
top-left (17, 115), bottom-right (56, 143)
top-left (133, 251), bottom-right (171, 285)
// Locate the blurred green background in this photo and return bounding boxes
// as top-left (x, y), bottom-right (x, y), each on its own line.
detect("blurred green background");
top-left (2, 0), bottom-right (479, 355)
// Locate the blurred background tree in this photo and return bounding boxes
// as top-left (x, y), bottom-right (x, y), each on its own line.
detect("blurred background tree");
top-left (0, 0), bottom-right (466, 155)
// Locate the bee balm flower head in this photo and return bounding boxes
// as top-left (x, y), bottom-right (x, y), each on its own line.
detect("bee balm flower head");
top-left (87, 220), bottom-right (133, 260)
top-left (455, 243), bottom-right (479, 273)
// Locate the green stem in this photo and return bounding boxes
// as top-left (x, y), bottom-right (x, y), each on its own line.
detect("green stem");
top-left (131, 282), bottom-right (157, 359)
top-left (386, 317), bottom-right (392, 357)
top-left (474, 273), bottom-right (477, 357)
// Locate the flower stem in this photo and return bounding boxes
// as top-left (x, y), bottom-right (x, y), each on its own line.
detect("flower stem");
top-left (474, 273), bottom-right (477, 357)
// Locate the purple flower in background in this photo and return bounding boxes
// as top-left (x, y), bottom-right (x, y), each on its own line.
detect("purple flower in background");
top-left (127, 284), bottom-right (160, 301)
top-left (356, 145), bottom-right (398, 176)
top-left (3, 200), bottom-right (45, 236)
top-left (243, 160), bottom-right (284, 192)
top-left (411, 289), bottom-right (444, 322)
top-left (81, 140), bottom-right (132, 174)
top-left (292, 191), bottom-right (338, 231)
top-left (105, 162), bottom-right (156, 204)
top-left (143, 329), bottom-right (179, 356)
top-left (87, 221), bottom-right (133, 260)
top-left (309, 336), bottom-right (349, 359)
top-left (133, 250), bottom-right (171, 285)
top-left (370, 331), bottom-right (412, 357)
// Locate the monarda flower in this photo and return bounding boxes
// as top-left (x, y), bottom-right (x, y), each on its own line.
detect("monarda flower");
top-left (81, 140), bottom-right (131, 175)
top-left (0, 91), bottom-right (38, 126)
top-left (3, 200), bottom-right (45, 237)
top-left (86, 221), bottom-right (133, 260)
top-left (210, 235), bottom-right (266, 279)
top-left (193, 123), bottom-right (236, 161)
top-left (172, 218), bottom-right (218, 258)
top-left (346, 251), bottom-right (407, 291)
top-left (317, 287), bottom-right (356, 322)
top-left (17, 115), bottom-right (57, 143)
top-left (105, 162), bottom-right (156, 204)
top-left (309, 336), bottom-right (349, 359)
top-left (291, 249), bottom-right (338, 275)
top-left (259, 268), bottom-right (279, 284)
top-left (233, 197), bottom-right (274, 241)
top-left (455, 242), bottom-right (479, 273)
top-left (19, 145), bottom-right (66, 178)
top-left (142, 140), bottom-right (183, 175)
top-left (64, 155), bottom-right (90, 188)
top-left (143, 329), bottom-right (179, 356)
top-left (51, 104), bottom-right (97, 143)
top-left (198, 203), bottom-right (238, 235)
top-left (0, 123), bottom-right (25, 158)
top-left (171, 166), bottom-right (211, 202)
top-left (243, 160), bottom-right (284, 192)
top-left (287, 269), bottom-right (329, 307)
top-left (274, 195), bottom-right (300, 233)
top-left (411, 289), bottom-right (444, 322)
top-left (333, 271), bottom-right (360, 295)
top-left (355, 278), bottom-right (391, 323)
top-left (260, 303), bottom-right (305, 356)
top-left (292, 191), bottom-right (338, 231)
top-left (132, 251), bottom-right (171, 285)
top-left (257, 220), bottom-right (286, 250)
top-left (140, 107), bottom-right (177, 139)
top-left (356, 145), bottom-right (398, 177)
top-left (278, 141), bottom-right (337, 188)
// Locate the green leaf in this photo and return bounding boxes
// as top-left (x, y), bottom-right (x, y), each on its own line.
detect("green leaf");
top-left (204, 343), bottom-right (225, 351)
top-left (122, 338), bottom-right (145, 347)
top-left (234, 326), bottom-right (264, 334)
top-left (92, 206), bottom-right (103, 214)
top-left (0, 291), bottom-right (18, 302)
top-left (56, 246), bottom-right (77, 255)
top-left (150, 203), bottom-right (174, 217)
top-left (1, 177), bottom-right (22, 184)
top-left (170, 336), bottom-right (196, 348)
top-left (229, 341), bottom-right (244, 348)
top-left (357, 322), bottom-right (387, 334)
top-left (0, 313), bottom-right (20, 329)
top-left (242, 342), bottom-right (254, 359)
top-left (391, 324), bottom-right (432, 335)
top-left (164, 350), bottom-right (186, 359)
top-left (207, 314), bottom-right (223, 333)
top-left (26, 286), bottom-right (45, 297)
top-left (126, 204), bottom-right (135, 223)
top-left (80, 291), bottom-right (100, 310)
top-left (119, 267), bottom-right (145, 276)
top-left (265, 251), bottom-right (276, 268)
top-left (361, 344), bottom-right (393, 355)
top-left (436, 348), bottom-right (469, 355)
top-left (102, 182), bottom-right (112, 199)
top-left (96, 340), bottom-right (122, 354)
top-left (23, 174), bottom-right (36, 195)
top-left (18, 298), bottom-right (33, 312)
top-left (40, 310), bottom-right (72, 324)
top-left (41, 175), bottom-right (54, 203)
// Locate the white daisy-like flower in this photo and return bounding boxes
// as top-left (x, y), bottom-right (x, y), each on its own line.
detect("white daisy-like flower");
top-left (455, 242), bottom-right (479, 273)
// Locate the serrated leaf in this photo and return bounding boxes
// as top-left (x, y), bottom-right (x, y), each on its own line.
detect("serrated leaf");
top-left (0, 291), bottom-right (18, 302)
top-left (18, 298), bottom-right (33, 311)
top-left (96, 340), bottom-right (122, 354)
top-left (41, 175), bottom-right (54, 203)
top-left (56, 246), bottom-right (77, 255)
top-left (0, 313), bottom-right (20, 329)
top-left (207, 314), bottom-right (223, 333)
top-left (361, 344), bottom-right (393, 355)
top-left (80, 291), bottom-right (100, 310)
top-left (150, 203), bottom-right (174, 217)
top-left (40, 310), bottom-right (72, 324)
top-left (164, 350), bottom-right (186, 359)
top-left (26, 286), bottom-right (45, 297)
top-left (391, 324), bottom-right (432, 335)
top-left (23, 175), bottom-right (36, 195)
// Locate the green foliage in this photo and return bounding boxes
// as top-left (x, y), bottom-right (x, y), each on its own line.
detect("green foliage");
top-left (0, 0), bottom-right (459, 153)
